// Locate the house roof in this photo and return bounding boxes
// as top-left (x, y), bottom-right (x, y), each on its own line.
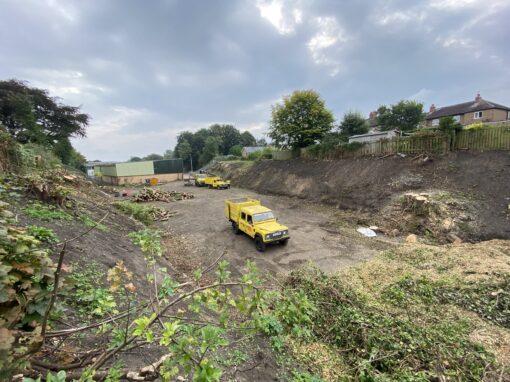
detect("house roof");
top-left (427, 98), bottom-right (510, 120)
top-left (242, 146), bottom-right (265, 153)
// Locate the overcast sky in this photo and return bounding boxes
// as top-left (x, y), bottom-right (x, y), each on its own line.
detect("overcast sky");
top-left (1, 0), bottom-right (509, 161)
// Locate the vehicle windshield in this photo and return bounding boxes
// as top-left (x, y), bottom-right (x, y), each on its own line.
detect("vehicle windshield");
top-left (253, 211), bottom-right (275, 222)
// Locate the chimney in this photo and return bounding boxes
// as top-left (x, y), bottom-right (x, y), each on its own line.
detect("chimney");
top-left (475, 92), bottom-right (481, 102)
top-left (429, 104), bottom-right (436, 113)
top-left (369, 111), bottom-right (376, 119)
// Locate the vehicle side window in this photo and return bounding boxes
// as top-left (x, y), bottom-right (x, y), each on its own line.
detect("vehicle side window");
top-left (247, 215), bottom-right (253, 224)
top-left (241, 212), bottom-right (246, 220)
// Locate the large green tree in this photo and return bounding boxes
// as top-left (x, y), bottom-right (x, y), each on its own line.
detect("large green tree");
top-left (377, 100), bottom-right (424, 132)
top-left (176, 139), bottom-right (193, 170)
top-left (199, 136), bottom-right (220, 166)
top-left (143, 153), bottom-right (164, 161)
top-left (268, 90), bottom-right (334, 149)
top-left (209, 124), bottom-right (242, 155)
top-left (340, 111), bottom-right (369, 136)
top-left (0, 79), bottom-right (88, 145)
top-left (239, 131), bottom-right (256, 147)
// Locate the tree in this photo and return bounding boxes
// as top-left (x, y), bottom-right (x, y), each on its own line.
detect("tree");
top-left (229, 144), bottom-right (242, 156)
top-left (129, 156), bottom-right (143, 162)
top-left (439, 116), bottom-right (462, 133)
top-left (256, 138), bottom-right (267, 146)
top-left (209, 124), bottom-right (242, 155)
top-left (163, 149), bottom-right (173, 159)
top-left (176, 139), bottom-right (192, 170)
top-left (143, 153), bottom-right (163, 161)
top-left (199, 136), bottom-right (219, 166)
top-left (268, 90), bottom-right (334, 149)
top-left (377, 100), bottom-right (424, 132)
top-left (340, 111), bottom-right (369, 136)
top-left (69, 149), bottom-right (87, 172)
top-left (53, 138), bottom-right (74, 164)
top-left (0, 79), bottom-right (88, 145)
top-left (239, 131), bottom-right (256, 147)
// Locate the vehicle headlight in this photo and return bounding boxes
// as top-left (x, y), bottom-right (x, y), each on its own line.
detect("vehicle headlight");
top-left (283, 230), bottom-right (288, 236)
top-left (265, 234), bottom-right (271, 240)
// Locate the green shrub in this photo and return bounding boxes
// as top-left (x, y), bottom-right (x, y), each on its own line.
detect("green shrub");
top-left (26, 225), bottom-right (59, 243)
top-left (128, 229), bottom-right (162, 260)
top-left (68, 262), bottom-right (118, 317)
top-left (114, 201), bottom-right (156, 225)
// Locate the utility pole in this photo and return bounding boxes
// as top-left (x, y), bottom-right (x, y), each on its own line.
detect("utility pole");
top-left (189, 154), bottom-right (193, 172)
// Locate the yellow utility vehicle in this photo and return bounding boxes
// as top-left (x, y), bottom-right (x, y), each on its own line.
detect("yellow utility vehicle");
top-left (225, 198), bottom-right (289, 252)
top-left (194, 173), bottom-right (208, 187)
top-left (204, 176), bottom-right (230, 189)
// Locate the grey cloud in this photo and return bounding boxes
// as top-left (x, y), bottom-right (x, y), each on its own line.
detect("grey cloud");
top-left (1, 0), bottom-right (509, 160)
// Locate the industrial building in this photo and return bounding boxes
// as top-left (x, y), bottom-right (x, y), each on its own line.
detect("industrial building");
top-left (95, 159), bottom-right (184, 185)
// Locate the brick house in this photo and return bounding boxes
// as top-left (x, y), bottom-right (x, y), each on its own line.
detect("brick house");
top-left (426, 93), bottom-right (510, 127)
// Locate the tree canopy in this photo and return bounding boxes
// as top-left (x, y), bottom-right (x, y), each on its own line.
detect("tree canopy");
top-left (377, 100), bottom-right (424, 132)
top-left (268, 90), bottom-right (335, 149)
top-left (173, 124), bottom-right (257, 170)
top-left (143, 153), bottom-right (164, 161)
top-left (340, 111), bottom-right (369, 137)
top-left (0, 79), bottom-right (89, 145)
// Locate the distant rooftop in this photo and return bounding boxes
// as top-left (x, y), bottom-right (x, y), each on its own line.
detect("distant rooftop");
top-left (427, 93), bottom-right (510, 120)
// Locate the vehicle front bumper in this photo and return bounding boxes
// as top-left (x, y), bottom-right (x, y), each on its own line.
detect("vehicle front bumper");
top-left (263, 235), bottom-right (289, 243)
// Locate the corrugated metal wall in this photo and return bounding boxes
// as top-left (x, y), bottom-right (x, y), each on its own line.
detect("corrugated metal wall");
top-left (116, 161), bottom-right (155, 176)
top-left (153, 159), bottom-right (183, 174)
top-left (99, 165), bottom-right (118, 176)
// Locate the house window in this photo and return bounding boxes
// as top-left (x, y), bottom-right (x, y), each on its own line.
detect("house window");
top-left (432, 119), bottom-right (439, 126)
top-left (474, 111), bottom-right (483, 119)
top-left (453, 115), bottom-right (461, 122)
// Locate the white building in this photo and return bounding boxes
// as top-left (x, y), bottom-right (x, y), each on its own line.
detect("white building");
top-left (348, 130), bottom-right (398, 144)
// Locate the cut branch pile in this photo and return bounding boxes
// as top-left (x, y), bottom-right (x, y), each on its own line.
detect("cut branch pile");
top-left (132, 188), bottom-right (194, 203)
top-left (150, 208), bottom-right (177, 221)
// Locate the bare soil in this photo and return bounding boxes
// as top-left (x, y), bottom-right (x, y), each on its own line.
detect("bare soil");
top-left (212, 151), bottom-right (510, 241)
top-left (155, 182), bottom-right (394, 279)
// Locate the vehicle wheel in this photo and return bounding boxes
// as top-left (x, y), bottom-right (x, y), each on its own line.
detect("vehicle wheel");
top-left (232, 222), bottom-right (240, 234)
top-left (255, 236), bottom-right (266, 252)
top-left (280, 238), bottom-right (289, 246)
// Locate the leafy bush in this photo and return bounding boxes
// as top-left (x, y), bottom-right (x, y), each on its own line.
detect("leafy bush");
top-left (0, 201), bottom-right (56, 378)
top-left (247, 147), bottom-right (273, 160)
top-left (26, 225), bottom-right (59, 243)
top-left (68, 262), bottom-right (118, 317)
top-left (23, 202), bottom-right (73, 221)
top-left (128, 229), bottom-right (162, 261)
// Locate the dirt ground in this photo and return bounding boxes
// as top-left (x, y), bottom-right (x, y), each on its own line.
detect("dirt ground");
top-left (155, 182), bottom-right (394, 279)
top-left (212, 151), bottom-right (510, 241)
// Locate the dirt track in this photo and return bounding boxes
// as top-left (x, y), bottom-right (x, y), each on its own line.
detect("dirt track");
top-left (157, 182), bottom-right (392, 278)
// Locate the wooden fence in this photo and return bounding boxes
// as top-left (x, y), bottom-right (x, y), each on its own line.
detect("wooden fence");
top-left (301, 125), bottom-right (510, 160)
top-left (455, 125), bottom-right (510, 151)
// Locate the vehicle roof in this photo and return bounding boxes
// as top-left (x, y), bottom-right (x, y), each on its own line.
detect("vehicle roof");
top-left (242, 205), bottom-right (272, 214)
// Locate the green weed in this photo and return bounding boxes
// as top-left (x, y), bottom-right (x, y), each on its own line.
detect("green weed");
top-left (128, 229), bottom-right (162, 259)
top-left (114, 201), bottom-right (156, 225)
top-left (79, 214), bottom-right (109, 232)
top-left (23, 202), bottom-right (73, 221)
top-left (68, 262), bottom-right (118, 317)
